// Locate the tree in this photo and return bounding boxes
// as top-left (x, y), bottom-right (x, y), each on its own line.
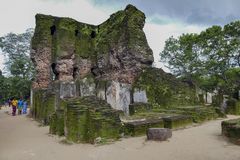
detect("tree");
top-left (160, 21), bottom-right (240, 96)
top-left (0, 29), bottom-right (34, 101)
top-left (0, 28), bottom-right (34, 79)
top-left (0, 70), bottom-right (5, 104)
top-left (223, 21), bottom-right (240, 67)
top-left (160, 33), bottom-right (202, 82)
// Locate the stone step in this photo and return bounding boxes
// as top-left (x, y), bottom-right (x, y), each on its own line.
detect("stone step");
top-left (124, 118), bottom-right (164, 136)
top-left (222, 118), bottom-right (240, 145)
top-left (162, 115), bottom-right (192, 129)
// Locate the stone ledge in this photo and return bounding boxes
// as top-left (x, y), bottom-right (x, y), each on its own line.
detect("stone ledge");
top-left (222, 118), bottom-right (240, 145)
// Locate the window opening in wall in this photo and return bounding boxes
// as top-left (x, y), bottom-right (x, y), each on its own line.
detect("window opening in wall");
top-left (51, 63), bottom-right (59, 80)
top-left (50, 25), bottom-right (56, 35)
top-left (90, 30), bottom-right (96, 38)
top-left (73, 67), bottom-right (78, 79)
top-left (75, 29), bottom-right (79, 36)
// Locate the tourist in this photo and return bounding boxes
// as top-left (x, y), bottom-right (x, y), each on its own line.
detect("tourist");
top-left (17, 99), bottom-right (23, 115)
top-left (11, 98), bottom-right (18, 116)
top-left (8, 99), bottom-right (11, 107)
top-left (22, 100), bottom-right (28, 114)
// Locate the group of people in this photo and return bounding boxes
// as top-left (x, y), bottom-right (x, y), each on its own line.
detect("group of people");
top-left (8, 98), bottom-right (28, 116)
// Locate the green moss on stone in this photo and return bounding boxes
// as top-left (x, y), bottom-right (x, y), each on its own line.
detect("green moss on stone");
top-left (163, 115), bottom-right (192, 129)
top-left (225, 99), bottom-right (240, 115)
top-left (133, 68), bottom-right (198, 108)
top-left (31, 14), bottom-right (54, 49)
top-left (49, 110), bottom-right (64, 136)
top-left (152, 105), bottom-right (219, 123)
top-left (32, 89), bottom-right (56, 125)
top-left (129, 103), bottom-right (152, 115)
top-left (222, 118), bottom-right (240, 145)
top-left (124, 118), bottom-right (164, 136)
top-left (64, 96), bottom-right (122, 143)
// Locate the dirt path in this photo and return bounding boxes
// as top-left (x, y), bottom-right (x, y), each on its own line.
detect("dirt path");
top-left (0, 106), bottom-right (239, 160)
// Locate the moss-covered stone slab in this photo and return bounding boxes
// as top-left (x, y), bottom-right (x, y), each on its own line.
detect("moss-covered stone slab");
top-left (129, 103), bottom-right (152, 115)
top-left (225, 99), bottom-right (240, 115)
top-left (133, 68), bottom-right (198, 107)
top-left (124, 118), bottom-right (164, 136)
top-left (222, 118), bottom-right (240, 145)
top-left (57, 96), bottom-right (123, 143)
top-left (162, 115), bottom-right (192, 129)
top-left (153, 106), bottom-right (219, 123)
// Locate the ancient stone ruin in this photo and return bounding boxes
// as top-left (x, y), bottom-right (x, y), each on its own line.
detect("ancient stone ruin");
top-left (31, 4), bottom-right (221, 143)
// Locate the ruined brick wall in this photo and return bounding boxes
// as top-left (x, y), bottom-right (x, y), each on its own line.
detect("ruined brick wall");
top-left (31, 4), bottom-right (154, 90)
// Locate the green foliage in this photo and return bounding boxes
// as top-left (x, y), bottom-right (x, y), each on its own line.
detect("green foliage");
top-left (0, 29), bottom-right (35, 102)
top-left (0, 28), bottom-right (35, 78)
top-left (160, 21), bottom-right (240, 95)
top-left (161, 34), bottom-right (200, 78)
top-left (133, 68), bottom-right (197, 108)
top-left (163, 115), bottom-right (192, 129)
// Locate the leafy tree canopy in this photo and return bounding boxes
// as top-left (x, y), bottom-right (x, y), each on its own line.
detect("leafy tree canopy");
top-left (0, 29), bottom-right (34, 104)
top-left (160, 21), bottom-right (240, 95)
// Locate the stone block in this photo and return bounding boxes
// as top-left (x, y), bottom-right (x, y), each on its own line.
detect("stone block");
top-left (64, 96), bottom-right (122, 143)
top-left (222, 118), bottom-right (240, 145)
top-left (60, 82), bottom-right (76, 99)
top-left (163, 115), bottom-right (192, 129)
top-left (129, 103), bottom-right (152, 115)
top-left (106, 81), bottom-right (131, 114)
top-left (225, 99), bottom-right (240, 115)
top-left (133, 89), bottom-right (148, 103)
top-left (124, 118), bottom-right (164, 136)
top-left (147, 128), bottom-right (172, 141)
top-left (79, 77), bottom-right (96, 97)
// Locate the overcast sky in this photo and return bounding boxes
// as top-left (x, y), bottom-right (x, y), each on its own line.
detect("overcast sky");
top-left (1, 0), bottom-right (240, 72)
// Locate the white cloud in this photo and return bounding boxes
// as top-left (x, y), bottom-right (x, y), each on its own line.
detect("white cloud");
top-left (0, 0), bottom-right (111, 36)
top-left (144, 21), bottom-right (206, 72)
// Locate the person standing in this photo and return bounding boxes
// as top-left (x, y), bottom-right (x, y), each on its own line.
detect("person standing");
top-left (23, 100), bottom-right (28, 114)
top-left (11, 98), bottom-right (18, 116)
top-left (8, 99), bottom-right (11, 107)
top-left (18, 99), bottom-right (23, 115)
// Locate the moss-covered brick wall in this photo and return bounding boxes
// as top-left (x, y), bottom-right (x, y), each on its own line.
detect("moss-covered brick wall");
top-left (49, 109), bottom-right (64, 136)
top-left (133, 68), bottom-right (198, 108)
top-left (32, 14), bottom-right (96, 60)
top-left (49, 96), bottom-right (122, 143)
top-left (32, 89), bottom-right (56, 124)
top-left (31, 4), bottom-right (154, 86)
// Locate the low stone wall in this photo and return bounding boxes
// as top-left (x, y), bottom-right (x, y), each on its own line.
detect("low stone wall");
top-left (153, 106), bottom-right (219, 123)
top-left (225, 99), bottom-right (240, 115)
top-left (49, 96), bottom-right (123, 143)
top-left (31, 89), bottom-right (56, 124)
top-left (124, 118), bottom-right (164, 136)
top-left (129, 103), bottom-right (152, 115)
top-left (222, 118), bottom-right (240, 145)
top-left (163, 115), bottom-right (192, 129)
